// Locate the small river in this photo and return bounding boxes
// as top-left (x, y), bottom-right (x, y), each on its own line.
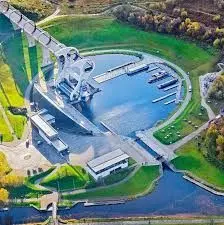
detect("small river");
top-left (1, 53), bottom-right (224, 224)
top-left (1, 168), bottom-right (224, 224)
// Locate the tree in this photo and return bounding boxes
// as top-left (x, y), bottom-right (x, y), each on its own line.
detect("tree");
top-left (206, 124), bottom-right (218, 141)
top-left (0, 152), bottom-right (11, 177)
top-left (213, 14), bottom-right (221, 23)
top-left (0, 188), bottom-right (9, 204)
top-left (0, 173), bottom-right (24, 187)
top-left (216, 135), bottom-right (224, 148)
top-left (214, 0), bottom-right (224, 9)
top-left (214, 38), bottom-right (221, 48)
top-left (180, 9), bottom-right (188, 19)
top-left (208, 76), bottom-right (224, 99)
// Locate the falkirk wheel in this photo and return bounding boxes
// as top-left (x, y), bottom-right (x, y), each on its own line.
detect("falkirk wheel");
top-left (0, 0), bottom-right (98, 102)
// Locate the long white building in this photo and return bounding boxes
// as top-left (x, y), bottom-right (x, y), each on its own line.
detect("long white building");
top-left (86, 149), bottom-right (129, 181)
top-left (30, 110), bottom-right (68, 153)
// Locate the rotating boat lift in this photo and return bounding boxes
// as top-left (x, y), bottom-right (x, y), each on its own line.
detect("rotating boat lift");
top-left (0, 0), bottom-right (98, 102)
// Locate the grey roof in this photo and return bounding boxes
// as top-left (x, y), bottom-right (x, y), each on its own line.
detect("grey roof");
top-left (31, 114), bottom-right (58, 138)
top-left (52, 138), bottom-right (68, 152)
top-left (87, 149), bottom-right (129, 173)
top-left (41, 114), bottom-right (55, 123)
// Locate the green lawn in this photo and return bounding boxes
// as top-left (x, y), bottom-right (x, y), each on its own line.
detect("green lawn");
top-left (63, 166), bottom-right (160, 200)
top-left (40, 164), bottom-right (94, 191)
top-left (8, 168), bottom-right (55, 199)
top-left (42, 16), bottom-right (220, 144)
top-left (0, 15), bottom-right (41, 141)
top-left (8, 183), bottom-right (51, 199)
top-left (103, 167), bottom-right (135, 186)
top-left (0, 111), bottom-right (13, 142)
top-left (172, 140), bottom-right (224, 189)
top-left (7, 167), bottom-right (57, 199)
top-left (0, 55), bottom-right (27, 140)
top-left (154, 62), bottom-right (216, 144)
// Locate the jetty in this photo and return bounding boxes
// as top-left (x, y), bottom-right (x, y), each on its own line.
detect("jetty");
top-left (164, 99), bottom-right (176, 105)
top-left (93, 61), bottom-right (150, 83)
top-left (127, 63), bottom-right (149, 75)
top-left (93, 53), bottom-right (162, 84)
top-left (157, 78), bottom-right (178, 89)
top-left (148, 66), bottom-right (159, 72)
top-left (152, 92), bottom-right (176, 103)
top-left (164, 84), bottom-right (179, 91)
top-left (175, 79), bottom-right (183, 104)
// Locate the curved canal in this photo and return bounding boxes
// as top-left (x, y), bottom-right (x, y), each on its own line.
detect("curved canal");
top-left (1, 168), bottom-right (224, 224)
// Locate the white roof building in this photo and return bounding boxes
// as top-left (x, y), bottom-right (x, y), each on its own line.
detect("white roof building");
top-left (87, 149), bottom-right (129, 180)
top-left (30, 114), bottom-right (57, 139)
top-left (30, 110), bottom-right (68, 153)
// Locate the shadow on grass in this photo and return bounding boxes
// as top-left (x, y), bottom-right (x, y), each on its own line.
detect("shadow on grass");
top-left (28, 46), bottom-right (39, 79)
top-left (2, 31), bottom-right (29, 95)
top-left (0, 15), bottom-right (14, 43)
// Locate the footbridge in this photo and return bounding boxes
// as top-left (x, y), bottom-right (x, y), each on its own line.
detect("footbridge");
top-left (136, 130), bottom-right (177, 162)
top-left (0, 1), bottom-right (98, 102)
top-left (40, 192), bottom-right (59, 225)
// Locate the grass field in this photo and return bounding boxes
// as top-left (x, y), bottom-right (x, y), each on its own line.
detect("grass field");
top-left (63, 166), bottom-right (160, 200)
top-left (103, 166), bottom-right (135, 186)
top-left (8, 183), bottom-right (51, 199)
top-left (0, 46), bottom-right (27, 141)
top-left (8, 167), bottom-right (55, 199)
top-left (172, 140), bottom-right (224, 189)
top-left (42, 16), bottom-right (220, 144)
top-left (0, 15), bottom-right (41, 141)
top-left (0, 112), bottom-right (13, 142)
top-left (40, 164), bottom-right (94, 192)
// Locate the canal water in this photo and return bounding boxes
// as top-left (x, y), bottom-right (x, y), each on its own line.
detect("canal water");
top-left (78, 54), bottom-right (179, 137)
top-left (1, 168), bottom-right (224, 224)
top-left (1, 53), bottom-right (224, 224)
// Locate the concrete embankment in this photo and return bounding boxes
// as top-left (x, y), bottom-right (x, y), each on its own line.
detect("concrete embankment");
top-left (183, 175), bottom-right (224, 196)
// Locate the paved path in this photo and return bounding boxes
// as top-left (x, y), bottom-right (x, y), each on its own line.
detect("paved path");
top-left (170, 122), bottom-right (209, 151)
top-left (37, 6), bottom-right (61, 26)
top-left (183, 175), bottom-right (224, 196)
top-left (40, 192), bottom-right (58, 210)
top-left (121, 136), bottom-right (159, 165)
top-left (137, 121), bottom-right (209, 161)
top-left (64, 218), bottom-right (224, 225)
top-left (199, 75), bottom-right (216, 120)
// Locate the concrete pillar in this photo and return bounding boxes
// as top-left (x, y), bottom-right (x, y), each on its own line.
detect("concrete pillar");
top-left (218, 63), bottom-right (224, 73)
top-left (41, 45), bottom-right (53, 68)
top-left (25, 33), bottom-right (36, 48)
top-left (11, 21), bottom-right (20, 31)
